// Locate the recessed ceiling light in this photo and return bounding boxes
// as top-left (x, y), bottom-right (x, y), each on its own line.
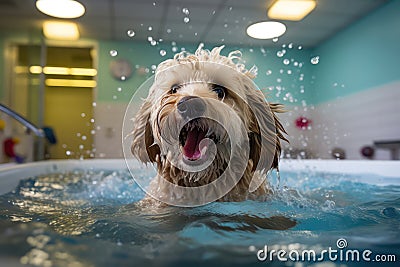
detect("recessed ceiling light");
top-left (36, 0), bottom-right (85, 19)
top-left (43, 21), bottom-right (80, 40)
top-left (246, 21), bottom-right (286, 39)
top-left (268, 0), bottom-right (316, 21)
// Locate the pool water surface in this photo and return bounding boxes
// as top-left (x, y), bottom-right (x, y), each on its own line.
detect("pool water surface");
top-left (0, 167), bottom-right (399, 266)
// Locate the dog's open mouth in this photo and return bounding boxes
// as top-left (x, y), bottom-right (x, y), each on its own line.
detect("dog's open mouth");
top-left (179, 118), bottom-right (219, 161)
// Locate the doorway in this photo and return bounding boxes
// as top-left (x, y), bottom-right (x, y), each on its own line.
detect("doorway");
top-left (8, 44), bottom-right (96, 160)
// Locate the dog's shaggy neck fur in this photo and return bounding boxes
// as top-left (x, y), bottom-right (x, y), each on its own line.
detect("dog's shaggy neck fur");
top-left (131, 46), bottom-right (288, 204)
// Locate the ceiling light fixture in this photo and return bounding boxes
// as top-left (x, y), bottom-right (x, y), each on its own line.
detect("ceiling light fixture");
top-left (268, 0), bottom-right (316, 21)
top-left (246, 21), bottom-right (286, 39)
top-left (43, 21), bottom-right (80, 40)
top-left (36, 0), bottom-right (85, 19)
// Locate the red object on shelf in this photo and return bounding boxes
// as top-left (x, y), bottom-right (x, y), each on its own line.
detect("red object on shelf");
top-left (295, 116), bottom-right (312, 130)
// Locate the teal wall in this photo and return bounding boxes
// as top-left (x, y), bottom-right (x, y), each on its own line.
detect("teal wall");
top-left (311, 0), bottom-right (400, 104)
top-left (97, 41), bottom-right (314, 106)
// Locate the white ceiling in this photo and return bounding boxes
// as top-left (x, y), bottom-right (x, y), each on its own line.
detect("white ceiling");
top-left (0, 0), bottom-right (390, 48)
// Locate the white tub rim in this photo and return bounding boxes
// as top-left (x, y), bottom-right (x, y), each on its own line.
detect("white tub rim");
top-left (0, 158), bottom-right (399, 195)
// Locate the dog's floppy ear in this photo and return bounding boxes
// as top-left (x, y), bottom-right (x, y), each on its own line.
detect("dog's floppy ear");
top-left (131, 100), bottom-right (160, 163)
top-left (246, 89), bottom-right (288, 171)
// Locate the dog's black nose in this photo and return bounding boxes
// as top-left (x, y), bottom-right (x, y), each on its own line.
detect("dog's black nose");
top-left (177, 96), bottom-right (205, 118)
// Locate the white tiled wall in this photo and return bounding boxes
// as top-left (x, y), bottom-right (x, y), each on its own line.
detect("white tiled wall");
top-left (309, 81), bottom-right (400, 159)
top-left (93, 102), bottom-right (128, 158)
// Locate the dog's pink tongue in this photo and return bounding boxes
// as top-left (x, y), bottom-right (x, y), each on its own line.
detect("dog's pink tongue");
top-left (183, 128), bottom-right (206, 160)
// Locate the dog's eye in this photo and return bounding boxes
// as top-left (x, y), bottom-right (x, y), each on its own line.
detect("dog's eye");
top-left (212, 85), bottom-right (226, 99)
top-left (170, 84), bottom-right (180, 94)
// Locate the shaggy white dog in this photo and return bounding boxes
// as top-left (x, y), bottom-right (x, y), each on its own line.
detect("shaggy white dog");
top-left (130, 46), bottom-right (287, 207)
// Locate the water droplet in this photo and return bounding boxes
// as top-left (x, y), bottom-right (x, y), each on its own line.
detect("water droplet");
top-left (148, 26), bottom-right (153, 31)
top-left (172, 46), bottom-right (178, 52)
top-left (283, 59), bottom-right (290, 65)
top-left (109, 50), bottom-right (118, 57)
top-left (120, 76), bottom-right (126, 81)
top-left (298, 45), bottom-right (303, 50)
top-left (81, 113), bottom-right (86, 118)
top-left (266, 70), bottom-right (272, 75)
top-left (276, 50), bottom-right (285, 57)
top-left (82, 135), bottom-right (87, 141)
top-left (91, 130), bottom-right (96, 135)
top-left (92, 102), bottom-right (97, 107)
top-left (249, 48), bottom-right (253, 53)
top-left (212, 10), bottom-right (216, 15)
top-left (288, 43), bottom-right (293, 49)
top-left (127, 30), bottom-right (135, 37)
top-left (117, 87), bottom-right (122, 92)
top-left (311, 56), bottom-right (320, 65)
top-left (272, 38), bottom-right (278, 43)
top-left (66, 151), bottom-right (71, 156)
top-left (287, 70), bottom-right (292, 74)
top-left (166, 28), bottom-right (172, 33)
top-left (151, 65), bottom-right (157, 70)
top-left (160, 50), bottom-right (166, 56)
top-left (147, 36), bottom-right (153, 42)
top-left (182, 7), bottom-right (189, 15)
top-left (113, 95), bottom-right (117, 99)
top-left (194, 32), bottom-right (198, 36)
top-left (224, 23), bottom-right (228, 28)
top-left (229, 6), bottom-right (233, 11)
top-left (150, 40), bottom-right (157, 46)
top-left (277, 78), bottom-right (282, 83)
top-left (183, 17), bottom-right (190, 23)
top-left (152, 2), bottom-right (156, 6)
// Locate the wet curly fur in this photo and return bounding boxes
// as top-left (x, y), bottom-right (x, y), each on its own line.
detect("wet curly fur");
top-left (131, 46), bottom-right (287, 204)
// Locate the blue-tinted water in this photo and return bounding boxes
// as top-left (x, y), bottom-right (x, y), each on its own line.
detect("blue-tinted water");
top-left (0, 168), bottom-right (399, 266)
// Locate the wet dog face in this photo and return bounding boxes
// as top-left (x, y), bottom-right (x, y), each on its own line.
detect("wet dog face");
top-left (130, 46), bottom-right (287, 202)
